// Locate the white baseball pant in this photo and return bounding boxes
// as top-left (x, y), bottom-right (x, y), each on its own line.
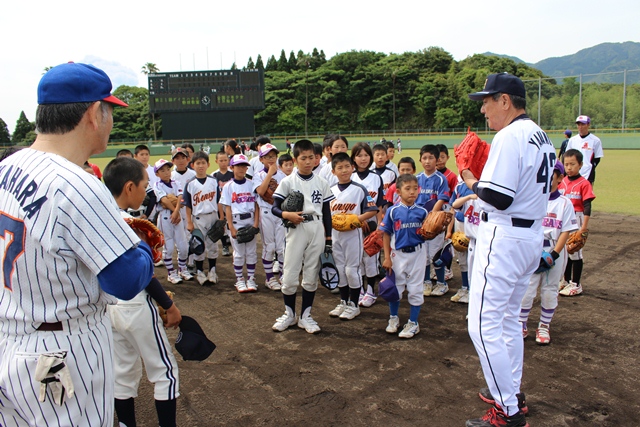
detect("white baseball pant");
top-left (192, 213), bottom-right (219, 261)
top-left (281, 220), bottom-right (324, 295)
top-left (259, 208), bottom-right (285, 263)
top-left (391, 244), bottom-right (427, 307)
top-left (228, 214), bottom-right (258, 267)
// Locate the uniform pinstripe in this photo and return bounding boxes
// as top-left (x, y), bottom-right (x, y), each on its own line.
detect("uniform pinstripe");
top-left (0, 148), bottom-right (141, 426)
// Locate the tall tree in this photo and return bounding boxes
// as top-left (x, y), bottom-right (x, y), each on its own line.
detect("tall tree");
top-left (247, 56), bottom-right (255, 69)
top-left (266, 55), bottom-right (278, 72)
top-left (287, 51), bottom-right (297, 71)
top-left (12, 111), bottom-right (35, 144)
top-left (230, 62), bottom-right (237, 70)
top-left (111, 85), bottom-right (156, 141)
top-left (255, 55), bottom-right (264, 70)
top-left (277, 50), bottom-right (288, 72)
top-left (0, 117), bottom-right (10, 144)
top-left (141, 63), bottom-right (159, 75)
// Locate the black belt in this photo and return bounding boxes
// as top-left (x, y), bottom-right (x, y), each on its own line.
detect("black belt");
top-left (235, 213), bottom-right (252, 220)
top-left (480, 212), bottom-right (534, 228)
top-left (301, 214), bottom-right (319, 222)
top-left (37, 322), bottom-right (63, 331)
top-left (400, 244), bottom-right (422, 253)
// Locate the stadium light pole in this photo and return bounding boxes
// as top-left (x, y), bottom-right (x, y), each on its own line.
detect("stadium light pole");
top-left (392, 68), bottom-right (397, 136)
top-left (305, 61), bottom-right (310, 137)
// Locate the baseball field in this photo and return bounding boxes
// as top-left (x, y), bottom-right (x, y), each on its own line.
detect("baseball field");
top-left (89, 148), bottom-right (640, 426)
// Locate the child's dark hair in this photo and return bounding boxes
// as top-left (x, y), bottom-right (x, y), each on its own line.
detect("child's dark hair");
top-left (255, 135), bottom-right (271, 147)
top-left (116, 149), bottom-right (133, 158)
top-left (323, 134), bottom-right (349, 149)
top-left (331, 152), bottom-right (353, 170)
top-left (436, 144), bottom-right (449, 156)
top-left (313, 143), bottom-right (323, 156)
top-left (181, 143), bottom-right (195, 154)
top-left (397, 156), bottom-right (416, 172)
top-left (225, 139), bottom-right (242, 155)
top-left (278, 153), bottom-right (293, 166)
top-left (293, 139), bottom-right (315, 158)
top-left (564, 148), bottom-right (583, 163)
top-left (396, 173), bottom-right (418, 190)
top-left (350, 142), bottom-right (373, 169)
top-left (249, 141), bottom-right (257, 152)
top-left (134, 144), bottom-right (149, 155)
top-left (420, 144), bottom-right (440, 158)
top-left (385, 141), bottom-right (395, 149)
top-left (103, 157), bottom-right (146, 197)
top-left (192, 151), bottom-right (209, 164)
top-left (216, 150), bottom-right (227, 159)
top-left (372, 144), bottom-right (387, 154)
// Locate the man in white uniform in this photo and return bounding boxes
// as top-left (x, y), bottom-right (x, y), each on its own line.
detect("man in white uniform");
top-left (566, 115), bottom-right (603, 184)
top-left (462, 73), bottom-right (555, 427)
top-left (0, 62), bottom-right (154, 426)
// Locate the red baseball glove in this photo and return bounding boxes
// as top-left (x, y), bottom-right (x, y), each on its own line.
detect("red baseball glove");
top-left (417, 211), bottom-right (453, 240)
top-left (363, 230), bottom-right (384, 257)
top-left (454, 128), bottom-right (490, 179)
top-left (124, 217), bottom-right (165, 263)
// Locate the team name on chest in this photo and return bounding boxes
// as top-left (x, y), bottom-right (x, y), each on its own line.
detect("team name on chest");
top-left (0, 164), bottom-right (47, 218)
top-left (331, 202), bottom-right (356, 212)
top-left (194, 190), bottom-right (216, 204)
top-left (231, 192), bottom-right (255, 203)
top-left (542, 213), bottom-right (563, 229)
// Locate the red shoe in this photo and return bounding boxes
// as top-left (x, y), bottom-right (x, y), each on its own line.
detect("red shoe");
top-left (478, 388), bottom-right (528, 415)
top-left (466, 405), bottom-right (528, 427)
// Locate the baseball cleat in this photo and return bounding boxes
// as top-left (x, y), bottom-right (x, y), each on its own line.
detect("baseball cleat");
top-left (444, 267), bottom-right (453, 281)
top-left (154, 260), bottom-right (165, 267)
top-left (558, 278), bottom-right (569, 291)
top-left (235, 280), bottom-right (249, 293)
top-left (423, 281), bottom-right (433, 296)
top-left (246, 277), bottom-right (258, 292)
top-left (465, 405), bottom-right (528, 427)
top-left (339, 301), bottom-right (360, 320)
top-left (329, 301), bottom-right (347, 317)
top-left (430, 282), bottom-right (449, 296)
top-left (207, 270), bottom-right (218, 285)
top-left (559, 281), bottom-right (582, 296)
top-left (167, 272), bottom-right (182, 284)
top-left (265, 277), bottom-right (281, 291)
top-left (521, 322), bottom-right (529, 339)
top-left (451, 288), bottom-right (469, 303)
top-left (386, 315), bottom-right (400, 334)
top-left (359, 292), bottom-right (377, 307)
top-left (478, 388), bottom-right (528, 415)
top-left (272, 308), bottom-right (297, 332)
top-left (535, 323), bottom-right (551, 345)
top-left (179, 269), bottom-right (193, 281)
top-left (222, 246), bottom-right (231, 256)
top-left (196, 270), bottom-right (207, 286)
top-left (398, 321), bottom-right (419, 339)
top-left (298, 308), bottom-right (321, 334)
top-left (273, 260), bottom-right (280, 274)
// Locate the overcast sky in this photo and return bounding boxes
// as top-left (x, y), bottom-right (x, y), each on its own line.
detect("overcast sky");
top-left (1, 0), bottom-right (638, 133)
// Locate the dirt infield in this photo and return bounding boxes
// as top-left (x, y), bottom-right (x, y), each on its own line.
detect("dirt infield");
top-left (126, 212), bottom-right (640, 427)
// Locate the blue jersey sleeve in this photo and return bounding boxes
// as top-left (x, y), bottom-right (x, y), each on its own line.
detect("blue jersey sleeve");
top-left (380, 207), bottom-right (394, 235)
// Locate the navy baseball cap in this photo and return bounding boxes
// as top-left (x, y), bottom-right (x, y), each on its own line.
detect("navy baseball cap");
top-left (468, 73), bottom-right (526, 101)
top-left (378, 270), bottom-right (399, 303)
top-left (38, 62), bottom-right (128, 107)
top-left (175, 316), bottom-right (216, 361)
top-left (564, 129), bottom-right (572, 137)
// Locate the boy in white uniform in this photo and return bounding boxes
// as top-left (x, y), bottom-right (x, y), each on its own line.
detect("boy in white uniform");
top-left (253, 143), bottom-right (287, 290)
top-left (271, 139), bottom-right (335, 334)
top-left (184, 151), bottom-right (221, 285)
top-left (154, 159), bottom-right (192, 284)
top-left (220, 154), bottom-right (260, 292)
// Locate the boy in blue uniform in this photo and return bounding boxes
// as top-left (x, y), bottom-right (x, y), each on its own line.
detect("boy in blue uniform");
top-left (381, 174), bottom-right (429, 338)
top-left (416, 144), bottom-right (450, 296)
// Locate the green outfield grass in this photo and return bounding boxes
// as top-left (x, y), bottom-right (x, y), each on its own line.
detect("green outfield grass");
top-left (89, 149), bottom-right (640, 217)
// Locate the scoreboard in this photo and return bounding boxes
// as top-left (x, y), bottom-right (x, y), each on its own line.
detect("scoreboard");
top-left (148, 69), bottom-right (265, 114)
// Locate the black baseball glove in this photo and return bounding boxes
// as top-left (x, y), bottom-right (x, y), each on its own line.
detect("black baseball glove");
top-left (236, 226), bottom-right (260, 244)
top-left (207, 219), bottom-right (227, 242)
top-left (281, 191), bottom-right (304, 228)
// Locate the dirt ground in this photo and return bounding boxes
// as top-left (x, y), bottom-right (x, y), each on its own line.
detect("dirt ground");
top-left (125, 212), bottom-right (640, 427)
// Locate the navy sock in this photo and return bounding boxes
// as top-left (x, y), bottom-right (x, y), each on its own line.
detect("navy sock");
top-left (155, 398), bottom-right (176, 427)
top-left (115, 398), bottom-right (136, 427)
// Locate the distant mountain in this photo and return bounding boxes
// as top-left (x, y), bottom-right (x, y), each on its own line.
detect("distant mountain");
top-left (485, 42), bottom-right (640, 84)
top-left (481, 52), bottom-right (530, 66)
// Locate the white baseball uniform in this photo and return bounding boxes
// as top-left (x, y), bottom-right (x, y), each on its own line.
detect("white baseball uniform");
top-left (352, 170), bottom-right (385, 278)
top-left (520, 193), bottom-right (578, 321)
top-left (154, 179), bottom-right (189, 272)
top-left (172, 168), bottom-right (197, 226)
top-left (318, 163), bottom-right (338, 187)
top-left (252, 167), bottom-right (286, 266)
top-left (183, 175), bottom-right (220, 260)
top-left (109, 211), bottom-right (179, 402)
top-left (219, 178), bottom-right (258, 268)
top-left (330, 182), bottom-right (377, 289)
top-left (0, 149), bottom-right (144, 426)
top-left (273, 172), bottom-right (334, 295)
top-left (566, 133), bottom-right (604, 181)
top-left (468, 117), bottom-right (555, 417)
